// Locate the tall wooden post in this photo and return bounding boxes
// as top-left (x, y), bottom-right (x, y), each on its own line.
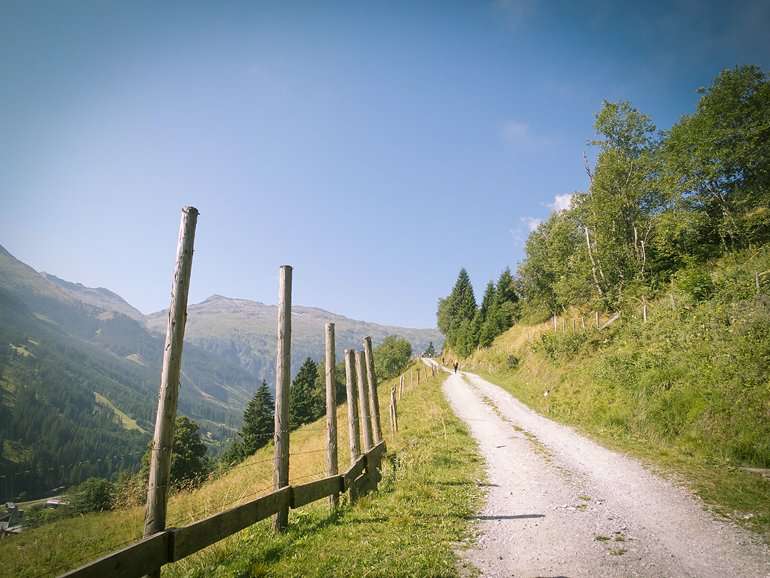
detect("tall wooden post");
top-left (362, 337), bottom-right (383, 444)
top-left (344, 349), bottom-right (361, 463)
top-left (273, 265), bottom-right (292, 532)
top-left (324, 323), bottom-right (338, 509)
top-left (399, 374), bottom-right (404, 399)
top-left (416, 367), bottom-right (421, 385)
top-left (143, 207), bottom-right (198, 555)
top-left (642, 298), bottom-right (648, 323)
top-left (389, 386), bottom-right (398, 433)
top-left (552, 315), bottom-right (557, 330)
top-left (355, 351), bottom-right (373, 452)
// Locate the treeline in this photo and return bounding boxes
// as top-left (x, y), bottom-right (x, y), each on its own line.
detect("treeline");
top-left (437, 268), bottom-right (519, 356)
top-left (518, 66), bottom-right (770, 317)
top-left (437, 66), bottom-right (770, 350)
top-left (223, 335), bottom-right (414, 465)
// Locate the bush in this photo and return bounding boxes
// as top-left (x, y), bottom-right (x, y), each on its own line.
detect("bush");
top-left (70, 477), bottom-right (114, 513)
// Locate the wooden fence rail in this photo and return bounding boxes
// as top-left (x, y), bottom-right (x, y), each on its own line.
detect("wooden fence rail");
top-left (60, 442), bottom-right (386, 578)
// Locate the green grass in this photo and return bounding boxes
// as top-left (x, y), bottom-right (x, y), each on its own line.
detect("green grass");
top-left (460, 250), bottom-right (770, 541)
top-left (0, 362), bottom-right (484, 577)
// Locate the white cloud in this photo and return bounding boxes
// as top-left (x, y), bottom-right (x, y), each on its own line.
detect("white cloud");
top-left (548, 193), bottom-right (573, 212)
top-left (522, 216), bottom-right (542, 231)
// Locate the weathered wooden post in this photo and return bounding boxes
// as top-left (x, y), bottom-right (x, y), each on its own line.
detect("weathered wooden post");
top-left (416, 367), bottom-right (421, 385)
top-left (389, 385), bottom-right (398, 433)
top-left (595, 311), bottom-right (600, 328)
top-left (581, 316), bottom-right (585, 330)
top-left (343, 349), bottom-right (361, 463)
top-left (143, 206), bottom-right (198, 560)
top-left (399, 374), bottom-right (404, 399)
top-left (273, 265), bottom-right (292, 532)
top-left (642, 298), bottom-right (648, 323)
top-left (324, 322), bottom-right (338, 509)
top-left (552, 315), bottom-right (557, 330)
top-left (355, 351), bottom-right (373, 452)
top-left (363, 336), bottom-right (383, 445)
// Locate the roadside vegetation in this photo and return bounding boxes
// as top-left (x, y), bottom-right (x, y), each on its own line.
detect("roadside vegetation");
top-left (0, 360), bottom-right (484, 577)
top-left (436, 65), bottom-right (770, 540)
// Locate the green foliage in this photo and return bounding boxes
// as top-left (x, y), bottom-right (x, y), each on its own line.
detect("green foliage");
top-left (374, 336), bottom-right (412, 379)
top-left (169, 416), bottom-right (210, 488)
top-left (71, 477), bottom-right (115, 514)
top-left (673, 261), bottom-right (715, 302)
top-left (423, 341), bottom-right (436, 357)
top-left (437, 267), bottom-right (521, 356)
top-left (289, 358), bottom-right (324, 428)
top-left (225, 380), bottom-right (274, 464)
top-left (516, 66), bottom-right (770, 318)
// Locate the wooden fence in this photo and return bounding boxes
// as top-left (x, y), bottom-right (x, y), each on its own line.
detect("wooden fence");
top-left (57, 207), bottom-right (396, 578)
top-left (60, 442), bottom-right (386, 578)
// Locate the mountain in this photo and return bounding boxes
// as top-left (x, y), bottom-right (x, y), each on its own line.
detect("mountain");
top-left (145, 294), bottom-right (442, 383)
top-left (0, 244), bottom-right (441, 500)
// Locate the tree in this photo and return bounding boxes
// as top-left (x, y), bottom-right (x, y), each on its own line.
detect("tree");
top-left (289, 358), bottom-right (323, 428)
top-left (437, 268), bottom-right (478, 354)
top-left (169, 416), bottom-right (210, 487)
top-left (240, 380), bottom-right (274, 456)
top-left (374, 336), bottom-right (412, 379)
top-left (477, 281), bottom-right (498, 347)
top-left (70, 477), bottom-right (114, 513)
top-left (423, 341), bottom-right (436, 357)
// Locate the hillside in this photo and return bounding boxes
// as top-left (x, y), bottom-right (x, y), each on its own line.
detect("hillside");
top-left (455, 246), bottom-right (770, 538)
top-left (0, 362), bottom-right (483, 578)
top-left (145, 294), bottom-right (442, 381)
top-left (0, 244), bottom-right (441, 502)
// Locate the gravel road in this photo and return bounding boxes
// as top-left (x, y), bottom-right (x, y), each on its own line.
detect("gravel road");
top-left (436, 365), bottom-right (770, 577)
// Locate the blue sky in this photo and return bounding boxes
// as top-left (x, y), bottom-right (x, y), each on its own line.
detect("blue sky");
top-left (2, 0), bottom-right (768, 327)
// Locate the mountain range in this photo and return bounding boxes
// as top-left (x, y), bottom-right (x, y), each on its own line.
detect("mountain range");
top-left (0, 244), bottom-right (440, 500)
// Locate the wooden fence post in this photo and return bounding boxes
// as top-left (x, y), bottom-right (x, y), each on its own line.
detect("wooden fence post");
top-left (273, 265), bottom-right (292, 532)
top-left (343, 349), bottom-right (360, 464)
top-left (552, 315), bottom-right (557, 330)
top-left (144, 206), bottom-right (198, 557)
top-left (363, 337), bottom-right (383, 445)
top-left (389, 386), bottom-right (398, 433)
top-left (642, 298), bottom-right (648, 323)
top-left (580, 316), bottom-right (585, 330)
top-left (324, 323), bottom-right (338, 509)
top-left (417, 367), bottom-right (421, 385)
top-left (595, 311), bottom-right (600, 328)
top-left (399, 374), bottom-right (404, 399)
top-left (355, 351), bottom-right (373, 452)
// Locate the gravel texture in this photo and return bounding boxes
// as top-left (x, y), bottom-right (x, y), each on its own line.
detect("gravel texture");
top-left (437, 365), bottom-right (770, 577)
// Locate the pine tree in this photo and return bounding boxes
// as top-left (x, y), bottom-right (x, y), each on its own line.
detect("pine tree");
top-left (492, 268), bottom-right (519, 334)
top-left (443, 268), bottom-right (478, 353)
top-left (289, 358), bottom-right (323, 428)
top-left (240, 380), bottom-right (274, 456)
top-left (423, 341), bottom-right (436, 357)
top-left (169, 416), bottom-right (209, 487)
top-left (478, 281), bottom-right (498, 347)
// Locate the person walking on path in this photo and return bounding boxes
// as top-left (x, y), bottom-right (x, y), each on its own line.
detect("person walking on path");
top-left (453, 361), bottom-right (459, 374)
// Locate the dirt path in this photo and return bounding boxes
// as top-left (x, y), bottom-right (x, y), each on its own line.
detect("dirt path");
top-left (434, 363), bottom-right (770, 577)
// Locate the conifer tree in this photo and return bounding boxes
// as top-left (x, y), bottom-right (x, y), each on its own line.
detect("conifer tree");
top-left (477, 281), bottom-right (498, 347)
top-left (289, 358), bottom-right (323, 428)
top-left (240, 380), bottom-right (274, 456)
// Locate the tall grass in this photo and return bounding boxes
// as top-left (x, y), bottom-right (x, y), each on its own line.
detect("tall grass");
top-left (1, 362), bottom-right (484, 577)
top-left (462, 248), bottom-right (770, 539)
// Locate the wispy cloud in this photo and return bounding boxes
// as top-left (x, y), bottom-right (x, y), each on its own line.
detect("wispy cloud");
top-left (547, 193), bottom-right (573, 212)
top-left (499, 119), bottom-right (553, 152)
top-left (522, 216), bottom-right (542, 231)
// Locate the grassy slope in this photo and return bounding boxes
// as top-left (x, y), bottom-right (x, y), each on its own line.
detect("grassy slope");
top-left (459, 251), bottom-right (770, 540)
top-left (1, 362), bottom-right (483, 578)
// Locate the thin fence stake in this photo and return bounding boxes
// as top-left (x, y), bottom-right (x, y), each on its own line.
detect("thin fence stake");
top-left (144, 206), bottom-right (198, 559)
top-left (273, 265), bottom-right (292, 532)
top-left (343, 349), bottom-right (361, 464)
top-left (363, 337), bottom-right (383, 445)
top-left (355, 351), bottom-right (373, 452)
top-left (324, 322), bottom-right (338, 509)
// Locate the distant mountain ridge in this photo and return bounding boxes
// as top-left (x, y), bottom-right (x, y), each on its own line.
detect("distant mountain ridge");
top-left (0, 242), bottom-right (440, 500)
